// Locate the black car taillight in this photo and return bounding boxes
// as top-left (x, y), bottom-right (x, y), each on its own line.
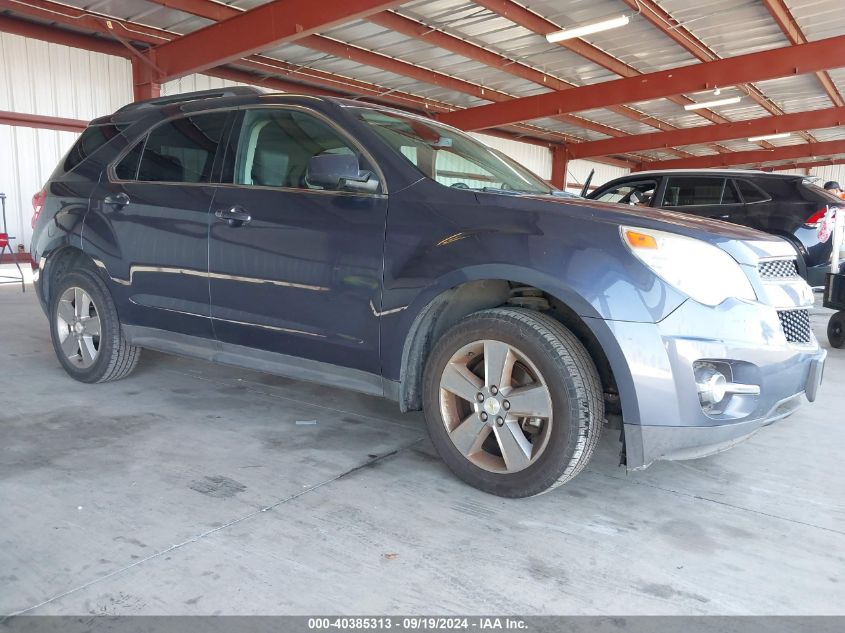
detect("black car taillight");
top-left (804, 208), bottom-right (827, 229)
top-left (32, 188), bottom-right (46, 229)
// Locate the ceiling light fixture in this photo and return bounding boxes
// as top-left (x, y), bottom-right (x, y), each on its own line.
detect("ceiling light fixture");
top-left (545, 15), bottom-right (631, 43)
top-left (683, 96), bottom-right (742, 111)
top-left (747, 132), bottom-right (792, 142)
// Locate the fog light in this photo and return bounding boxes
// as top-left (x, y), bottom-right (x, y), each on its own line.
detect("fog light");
top-left (696, 367), bottom-right (728, 407)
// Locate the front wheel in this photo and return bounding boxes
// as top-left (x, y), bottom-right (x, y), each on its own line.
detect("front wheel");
top-left (49, 269), bottom-right (141, 383)
top-left (829, 311), bottom-right (845, 349)
top-left (422, 308), bottom-right (604, 497)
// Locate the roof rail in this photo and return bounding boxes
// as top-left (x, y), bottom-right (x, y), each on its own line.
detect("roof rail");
top-left (115, 86), bottom-right (263, 114)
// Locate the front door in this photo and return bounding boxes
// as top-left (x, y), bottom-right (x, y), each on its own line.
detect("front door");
top-left (208, 107), bottom-right (387, 376)
top-left (90, 111), bottom-right (229, 338)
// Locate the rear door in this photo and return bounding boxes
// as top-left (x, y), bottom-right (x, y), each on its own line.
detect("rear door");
top-left (659, 175), bottom-right (744, 221)
top-left (90, 111), bottom-right (229, 338)
top-left (207, 106), bottom-right (387, 377)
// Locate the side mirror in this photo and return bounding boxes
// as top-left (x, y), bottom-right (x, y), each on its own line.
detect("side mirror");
top-left (306, 153), bottom-right (380, 194)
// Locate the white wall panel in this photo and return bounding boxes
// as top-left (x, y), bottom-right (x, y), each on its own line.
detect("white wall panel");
top-left (0, 32), bottom-right (132, 250)
top-left (161, 74), bottom-right (267, 96)
top-left (471, 132), bottom-right (553, 181)
top-left (568, 159), bottom-right (629, 194)
top-left (773, 165), bottom-right (845, 186)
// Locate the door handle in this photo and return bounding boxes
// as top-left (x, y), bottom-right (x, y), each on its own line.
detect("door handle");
top-left (103, 192), bottom-right (130, 209)
top-left (215, 206), bottom-right (252, 227)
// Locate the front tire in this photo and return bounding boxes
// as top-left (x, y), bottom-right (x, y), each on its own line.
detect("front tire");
top-left (422, 308), bottom-right (604, 497)
top-left (49, 269), bottom-right (140, 383)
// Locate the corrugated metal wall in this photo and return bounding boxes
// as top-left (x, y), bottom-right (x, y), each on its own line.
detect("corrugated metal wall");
top-left (774, 165), bottom-right (845, 185)
top-left (0, 32), bottom-right (131, 250)
top-left (0, 32), bottom-right (627, 252)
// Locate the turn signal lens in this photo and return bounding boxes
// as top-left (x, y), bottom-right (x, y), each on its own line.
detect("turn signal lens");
top-left (624, 230), bottom-right (657, 249)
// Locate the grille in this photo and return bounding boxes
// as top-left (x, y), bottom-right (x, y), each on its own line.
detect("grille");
top-left (777, 309), bottom-right (812, 344)
top-left (759, 258), bottom-right (799, 280)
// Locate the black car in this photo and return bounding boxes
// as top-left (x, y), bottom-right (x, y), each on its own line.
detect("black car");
top-left (588, 169), bottom-right (842, 286)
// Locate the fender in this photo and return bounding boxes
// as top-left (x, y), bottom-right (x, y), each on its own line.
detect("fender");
top-left (382, 264), bottom-right (643, 428)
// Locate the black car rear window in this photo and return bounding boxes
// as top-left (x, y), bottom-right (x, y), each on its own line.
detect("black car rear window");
top-left (736, 179), bottom-right (770, 203)
top-left (64, 123), bottom-right (122, 172)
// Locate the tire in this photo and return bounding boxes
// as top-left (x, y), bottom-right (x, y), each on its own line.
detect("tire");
top-left (829, 311), bottom-right (845, 349)
top-left (422, 307), bottom-right (604, 497)
top-left (49, 268), bottom-right (140, 383)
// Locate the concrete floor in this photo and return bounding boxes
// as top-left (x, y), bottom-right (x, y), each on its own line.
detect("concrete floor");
top-left (1, 273), bottom-right (844, 616)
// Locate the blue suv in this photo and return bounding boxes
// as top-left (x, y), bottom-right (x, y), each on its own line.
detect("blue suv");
top-left (30, 88), bottom-right (826, 497)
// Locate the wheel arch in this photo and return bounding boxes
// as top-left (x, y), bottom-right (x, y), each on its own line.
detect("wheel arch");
top-left (39, 246), bottom-right (100, 307)
top-left (394, 267), bottom-right (636, 427)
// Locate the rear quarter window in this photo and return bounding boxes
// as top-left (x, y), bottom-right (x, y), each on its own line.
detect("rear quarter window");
top-left (736, 179), bottom-right (771, 203)
top-left (64, 124), bottom-right (122, 172)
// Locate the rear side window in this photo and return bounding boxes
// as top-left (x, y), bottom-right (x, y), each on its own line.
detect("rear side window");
top-left (736, 179), bottom-right (771, 203)
top-left (662, 177), bottom-right (736, 206)
top-left (136, 112), bottom-right (228, 183)
top-left (64, 124), bottom-right (122, 171)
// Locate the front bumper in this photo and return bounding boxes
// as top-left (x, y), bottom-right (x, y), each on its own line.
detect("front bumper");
top-left (606, 297), bottom-right (826, 470)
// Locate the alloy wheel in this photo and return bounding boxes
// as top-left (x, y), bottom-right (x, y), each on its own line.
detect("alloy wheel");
top-left (56, 287), bottom-right (102, 369)
top-left (438, 339), bottom-right (553, 474)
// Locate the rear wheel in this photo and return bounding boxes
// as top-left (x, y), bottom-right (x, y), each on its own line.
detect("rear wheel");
top-left (49, 269), bottom-right (140, 383)
top-left (422, 308), bottom-right (604, 497)
top-left (829, 311), bottom-right (845, 349)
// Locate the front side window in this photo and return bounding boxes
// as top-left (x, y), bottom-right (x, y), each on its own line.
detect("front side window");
top-left (230, 109), bottom-right (375, 192)
top-left (352, 108), bottom-right (551, 194)
top-left (596, 181), bottom-right (657, 206)
top-left (662, 177), bottom-right (737, 206)
top-left (135, 112), bottom-right (228, 183)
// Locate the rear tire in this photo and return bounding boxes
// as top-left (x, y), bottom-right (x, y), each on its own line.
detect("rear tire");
top-left (829, 311), bottom-right (845, 349)
top-left (422, 307), bottom-right (604, 497)
top-left (49, 269), bottom-right (140, 383)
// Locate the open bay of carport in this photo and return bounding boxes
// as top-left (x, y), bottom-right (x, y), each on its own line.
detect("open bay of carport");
top-left (1, 279), bottom-right (843, 616)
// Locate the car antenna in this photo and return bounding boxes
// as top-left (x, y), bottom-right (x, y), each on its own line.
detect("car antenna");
top-left (580, 169), bottom-right (595, 197)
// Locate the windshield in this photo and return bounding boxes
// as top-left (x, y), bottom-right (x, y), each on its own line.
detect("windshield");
top-left (351, 107), bottom-right (552, 195)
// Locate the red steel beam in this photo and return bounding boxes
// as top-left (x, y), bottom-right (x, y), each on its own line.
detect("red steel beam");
top-left (139, 0), bottom-right (683, 156)
top-left (0, 110), bottom-right (87, 132)
top-left (619, 0), bottom-right (814, 147)
top-left (762, 0), bottom-right (845, 108)
top-left (142, 1), bottom-right (629, 140)
top-left (0, 14), bottom-right (130, 57)
top-left (550, 145), bottom-right (569, 190)
top-left (473, 0), bottom-right (733, 130)
top-left (367, 11), bottom-right (664, 138)
top-left (149, 0), bottom-right (405, 81)
top-left (438, 35), bottom-right (845, 131)
top-left (621, 0), bottom-right (784, 117)
top-left (638, 140), bottom-right (845, 171)
top-left (569, 106), bottom-right (845, 159)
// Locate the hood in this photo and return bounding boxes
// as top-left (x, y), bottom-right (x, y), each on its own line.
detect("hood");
top-left (483, 192), bottom-right (796, 266)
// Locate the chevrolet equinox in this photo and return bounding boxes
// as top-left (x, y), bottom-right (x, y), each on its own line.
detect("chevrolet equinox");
top-left (31, 88), bottom-right (827, 497)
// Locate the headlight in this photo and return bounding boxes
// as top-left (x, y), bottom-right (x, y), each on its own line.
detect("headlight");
top-left (621, 226), bottom-right (756, 306)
